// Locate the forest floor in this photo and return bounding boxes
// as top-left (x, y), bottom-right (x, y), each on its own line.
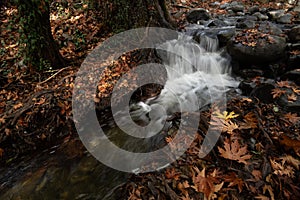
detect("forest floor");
top-left (1, 0), bottom-right (300, 199)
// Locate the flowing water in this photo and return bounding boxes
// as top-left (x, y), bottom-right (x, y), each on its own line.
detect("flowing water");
top-left (0, 31), bottom-right (240, 199)
top-left (119, 33), bottom-right (239, 138)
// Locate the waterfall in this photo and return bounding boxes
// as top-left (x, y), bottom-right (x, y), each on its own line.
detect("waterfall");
top-left (115, 32), bottom-right (239, 138)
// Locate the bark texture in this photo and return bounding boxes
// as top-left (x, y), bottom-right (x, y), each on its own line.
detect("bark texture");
top-left (17, 0), bottom-right (64, 70)
top-left (93, 0), bottom-right (175, 32)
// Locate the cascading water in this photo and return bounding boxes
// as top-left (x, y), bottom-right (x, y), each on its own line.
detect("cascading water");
top-left (125, 33), bottom-right (240, 137)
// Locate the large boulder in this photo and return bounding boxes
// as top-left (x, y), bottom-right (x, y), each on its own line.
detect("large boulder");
top-left (227, 35), bottom-right (287, 64)
top-left (186, 8), bottom-right (211, 23)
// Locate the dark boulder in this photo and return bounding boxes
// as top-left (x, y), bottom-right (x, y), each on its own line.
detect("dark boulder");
top-left (227, 35), bottom-right (287, 64)
top-left (186, 8), bottom-right (211, 23)
top-left (288, 25), bottom-right (300, 42)
top-left (250, 83), bottom-right (275, 104)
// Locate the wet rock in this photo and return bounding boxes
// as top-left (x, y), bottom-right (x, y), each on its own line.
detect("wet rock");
top-left (288, 25), bottom-right (300, 42)
top-left (277, 13), bottom-right (293, 24)
top-left (186, 8), bottom-right (211, 23)
top-left (288, 0), bottom-right (297, 4)
top-left (230, 5), bottom-right (245, 13)
top-left (293, 6), bottom-right (300, 12)
top-left (281, 70), bottom-right (300, 85)
top-left (217, 28), bottom-right (236, 47)
top-left (227, 10), bottom-right (236, 16)
top-left (220, 3), bottom-right (230, 10)
top-left (236, 12), bottom-right (245, 16)
top-left (239, 80), bottom-right (256, 95)
top-left (287, 55), bottom-right (300, 70)
top-left (239, 68), bottom-right (264, 79)
top-left (260, 8), bottom-right (268, 14)
top-left (250, 83), bottom-right (275, 104)
top-left (248, 6), bottom-right (260, 14)
top-left (227, 1), bottom-right (245, 13)
top-left (210, 1), bottom-right (221, 7)
top-left (253, 12), bottom-right (269, 21)
top-left (277, 89), bottom-right (300, 112)
top-left (258, 21), bottom-right (283, 35)
top-left (268, 10), bottom-right (285, 20)
top-left (236, 19), bottom-right (256, 29)
top-left (207, 19), bottom-right (228, 27)
top-left (227, 35), bottom-right (286, 64)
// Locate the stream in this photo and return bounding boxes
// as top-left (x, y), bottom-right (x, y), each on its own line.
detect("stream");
top-left (2, 24), bottom-right (242, 200)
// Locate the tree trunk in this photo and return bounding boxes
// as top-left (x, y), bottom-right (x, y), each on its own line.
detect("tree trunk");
top-left (17, 0), bottom-right (65, 71)
top-left (95, 0), bottom-right (175, 32)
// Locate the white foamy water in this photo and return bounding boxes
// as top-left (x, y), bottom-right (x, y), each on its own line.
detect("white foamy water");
top-left (134, 35), bottom-right (237, 115)
top-left (115, 33), bottom-right (239, 137)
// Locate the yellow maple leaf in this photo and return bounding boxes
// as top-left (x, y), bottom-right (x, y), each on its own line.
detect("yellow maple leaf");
top-left (213, 111), bottom-right (239, 120)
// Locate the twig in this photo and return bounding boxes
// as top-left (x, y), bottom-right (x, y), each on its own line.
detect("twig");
top-left (38, 66), bottom-right (72, 85)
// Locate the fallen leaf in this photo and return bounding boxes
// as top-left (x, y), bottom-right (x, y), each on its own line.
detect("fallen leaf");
top-left (278, 135), bottom-right (300, 156)
top-left (222, 120), bottom-right (239, 134)
top-left (271, 88), bottom-right (286, 99)
top-left (0, 117), bottom-right (5, 124)
top-left (252, 170), bottom-right (262, 181)
top-left (165, 168), bottom-right (180, 181)
top-left (287, 93), bottom-right (297, 102)
top-left (292, 87), bottom-right (300, 94)
top-left (270, 159), bottom-right (294, 177)
top-left (223, 172), bottom-right (244, 193)
top-left (280, 155), bottom-right (300, 170)
top-left (241, 112), bottom-right (258, 129)
top-left (218, 139), bottom-right (252, 164)
top-left (213, 110), bottom-right (239, 120)
top-left (177, 181), bottom-right (190, 196)
top-left (191, 167), bottom-right (222, 200)
top-left (255, 195), bottom-right (270, 200)
top-left (276, 81), bottom-right (292, 88)
top-left (13, 102), bottom-right (23, 110)
top-left (263, 185), bottom-right (275, 200)
top-left (284, 112), bottom-right (300, 123)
